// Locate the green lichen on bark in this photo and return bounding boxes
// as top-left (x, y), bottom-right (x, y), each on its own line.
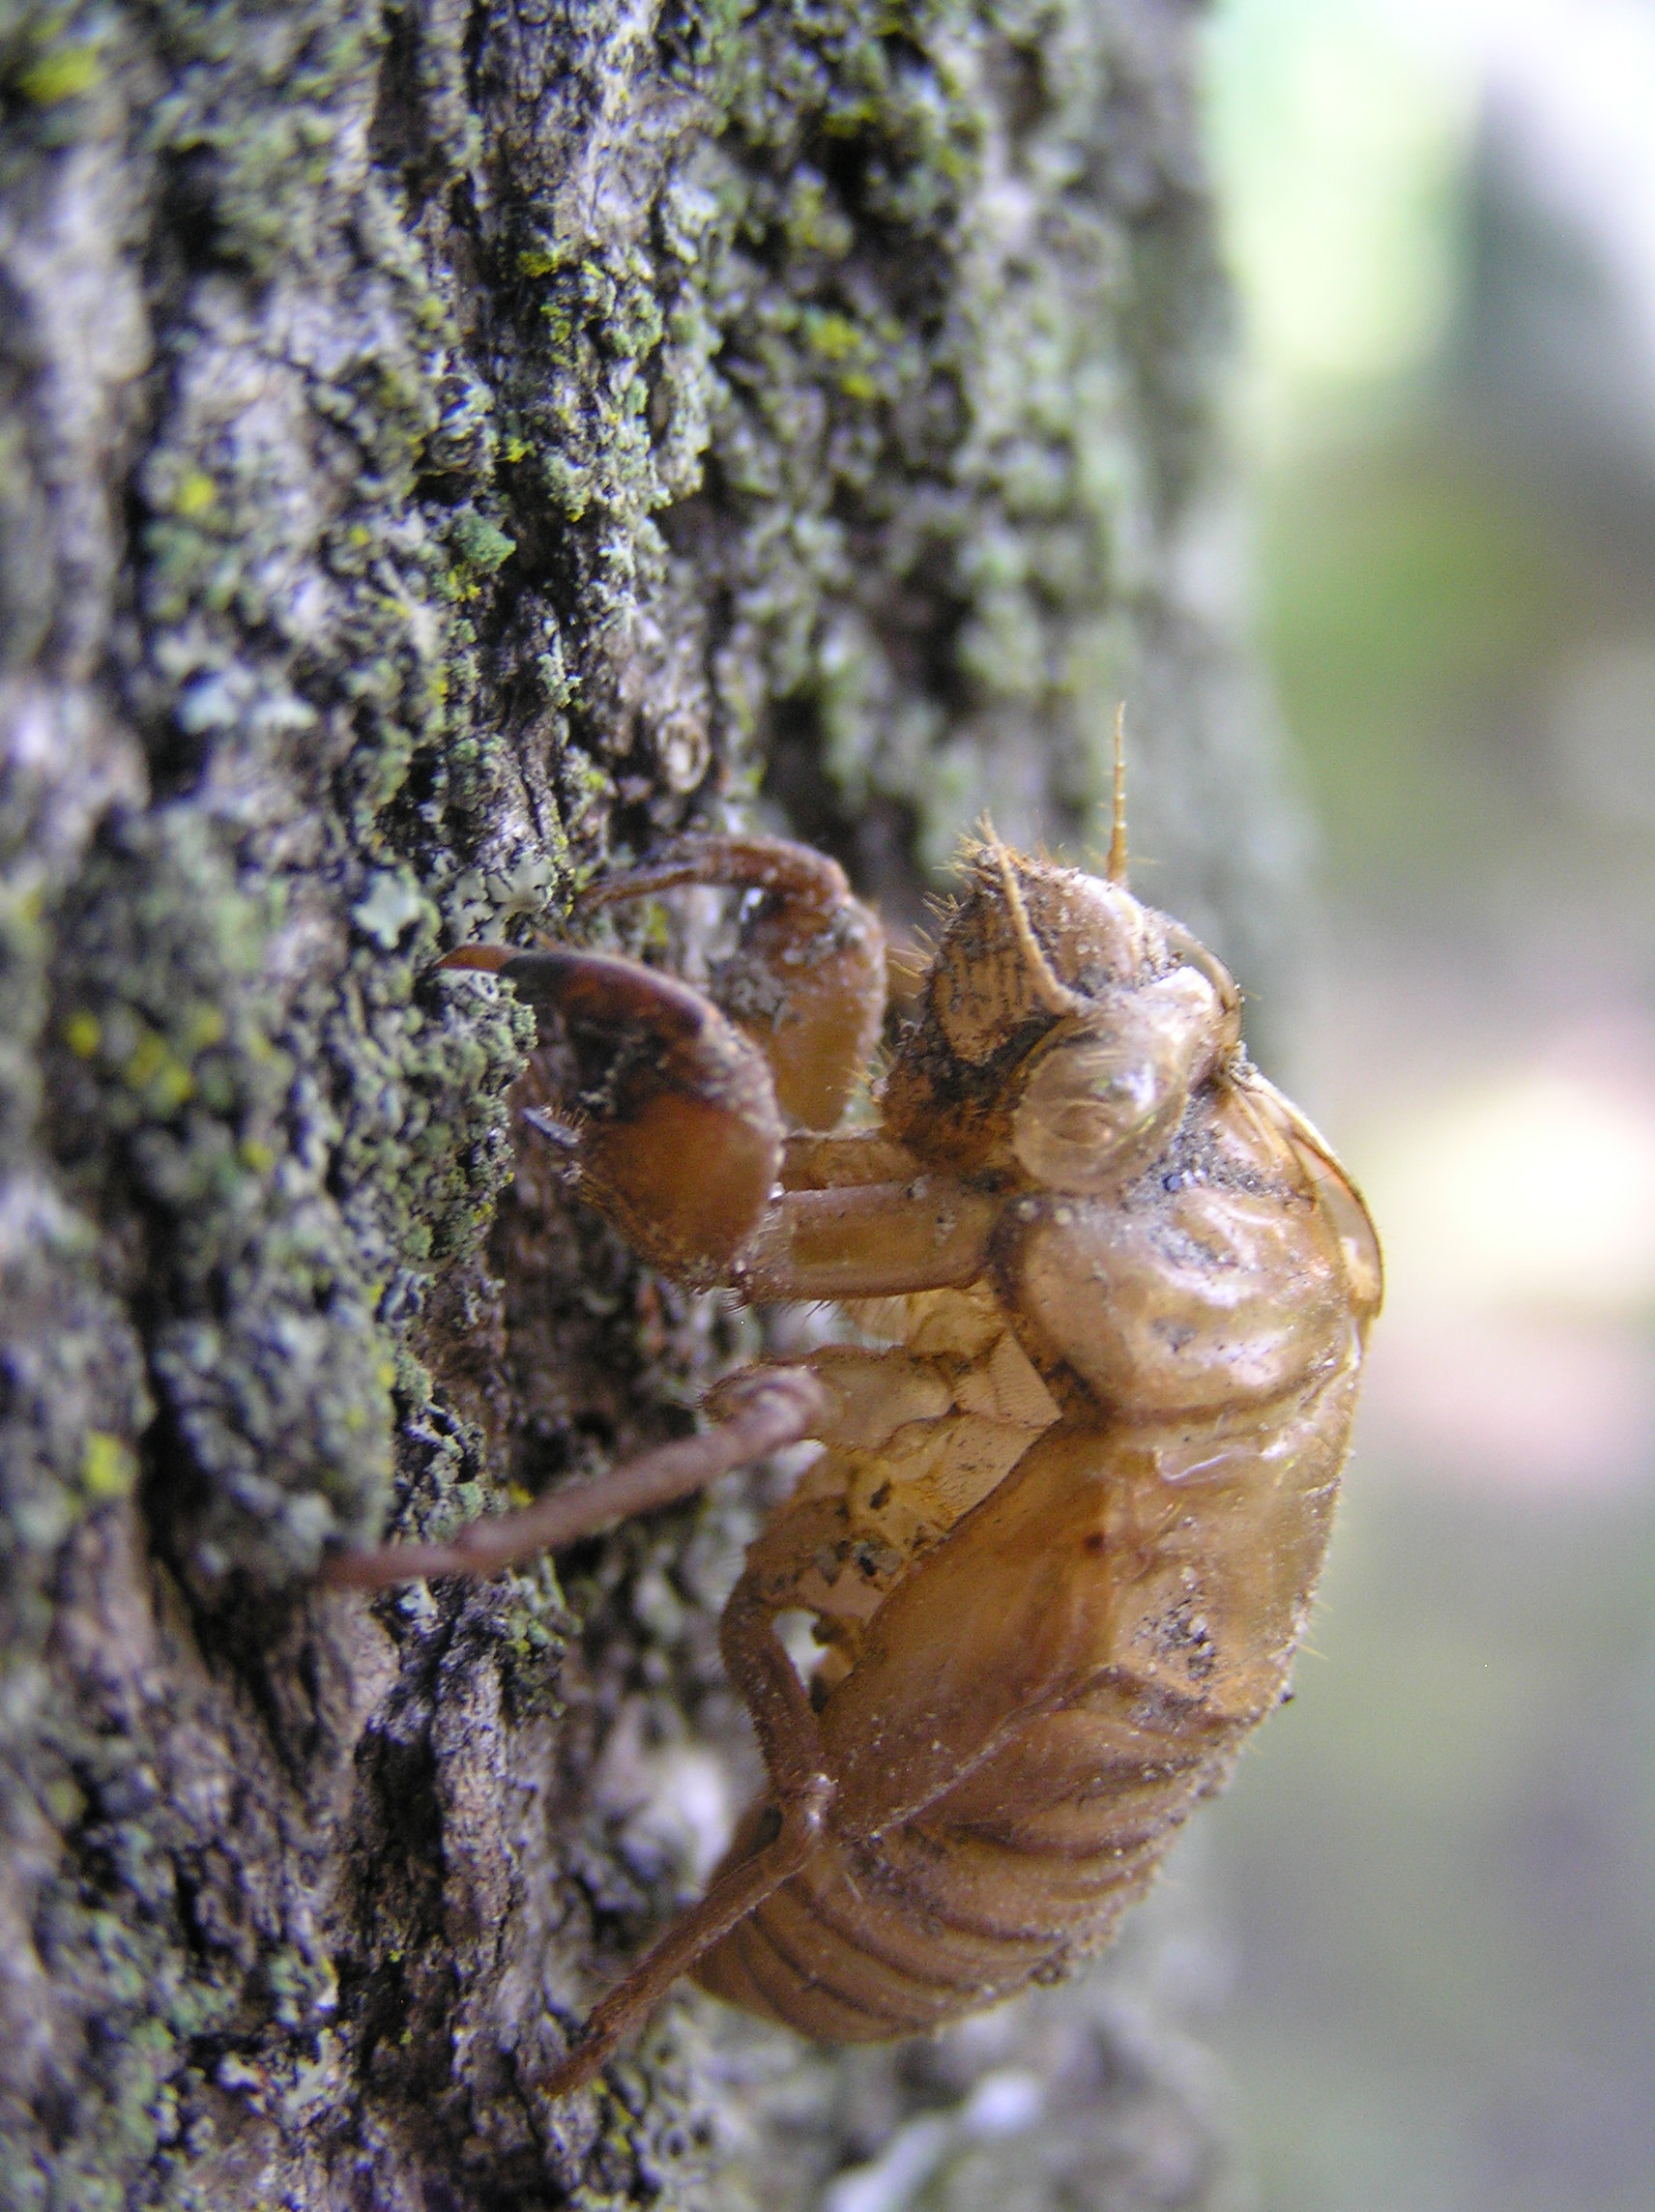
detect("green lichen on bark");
top-left (1, 1), bottom-right (1286, 2204)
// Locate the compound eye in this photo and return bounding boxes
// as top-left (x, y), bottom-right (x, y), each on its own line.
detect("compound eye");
top-left (1011, 1034), bottom-right (1167, 1190)
top-left (1011, 970), bottom-right (1223, 1192)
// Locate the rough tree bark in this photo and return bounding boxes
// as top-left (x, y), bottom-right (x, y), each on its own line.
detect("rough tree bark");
top-left (0, 3), bottom-right (1297, 2205)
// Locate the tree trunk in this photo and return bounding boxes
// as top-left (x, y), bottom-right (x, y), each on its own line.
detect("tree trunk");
top-left (0, 3), bottom-right (1292, 2204)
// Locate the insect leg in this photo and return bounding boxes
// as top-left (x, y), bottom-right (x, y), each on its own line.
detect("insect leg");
top-left (717, 1496), bottom-right (849, 1793)
top-left (581, 836), bottom-right (886, 1130)
top-left (735, 1177), bottom-right (1000, 1300)
top-left (544, 1499), bottom-right (847, 2095)
top-left (537, 1765), bottom-right (832, 2097)
top-left (318, 1366), bottom-right (827, 1591)
top-left (440, 943), bottom-right (783, 1282)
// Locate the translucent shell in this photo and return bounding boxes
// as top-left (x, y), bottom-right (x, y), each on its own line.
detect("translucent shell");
top-left (335, 832), bottom-right (1381, 2093)
top-left (682, 849), bottom-right (1380, 2052)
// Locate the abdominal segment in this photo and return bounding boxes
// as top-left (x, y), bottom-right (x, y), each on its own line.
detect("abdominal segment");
top-left (692, 1694), bottom-right (1237, 2042)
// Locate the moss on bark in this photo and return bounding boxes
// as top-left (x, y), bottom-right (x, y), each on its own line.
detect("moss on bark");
top-left (1, 2), bottom-right (1287, 2202)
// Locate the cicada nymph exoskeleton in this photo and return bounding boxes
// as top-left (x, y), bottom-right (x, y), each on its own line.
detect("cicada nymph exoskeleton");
top-left (325, 733), bottom-right (1381, 2094)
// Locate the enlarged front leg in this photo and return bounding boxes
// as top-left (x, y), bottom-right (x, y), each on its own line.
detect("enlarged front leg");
top-left (442, 942), bottom-right (783, 1283)
top-left (581, 835), bottom-right (886, 1130)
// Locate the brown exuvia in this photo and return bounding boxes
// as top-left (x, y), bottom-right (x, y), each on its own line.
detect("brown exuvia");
top-left (325, 763), bottom-right (1382, 2098)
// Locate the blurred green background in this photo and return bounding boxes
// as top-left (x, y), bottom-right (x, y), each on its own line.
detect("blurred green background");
top-left (1188, 4), bottom-right (1655, 2209)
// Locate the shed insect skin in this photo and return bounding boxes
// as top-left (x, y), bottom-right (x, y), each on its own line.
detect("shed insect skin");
top-left (323, 758), bottom-right (1382, 2100)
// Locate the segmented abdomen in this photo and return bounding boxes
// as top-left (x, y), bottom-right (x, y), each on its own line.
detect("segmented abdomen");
top-left (694, 1693), bottom-right (1237, 2039)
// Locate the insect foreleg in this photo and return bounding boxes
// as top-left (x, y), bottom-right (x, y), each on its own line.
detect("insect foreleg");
top-left (318, 1366), bottom-right (827, 1591)
top-left (440, 942), bottom-right (783, 1282)
top-left (580, 834), bottom-right (886, 1130)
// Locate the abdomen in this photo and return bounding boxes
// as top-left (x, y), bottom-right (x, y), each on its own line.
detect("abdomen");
top-left (693, 1689), bottom-right (1240, 2041)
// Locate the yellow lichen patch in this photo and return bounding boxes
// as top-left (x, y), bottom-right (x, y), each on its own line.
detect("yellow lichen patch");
top-left (173, 472), bottom-right (218, 519)
top-left (123, 1030), bottom-right (194, 1113)
top-left (81, 1432), bottom-right (138, 1500)
top-left (17, 44), bottom-right (102, 105)
top-left (180, 1004), bottom-right (227, 1052)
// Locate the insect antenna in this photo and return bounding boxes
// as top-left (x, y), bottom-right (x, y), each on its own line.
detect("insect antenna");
top-left (1106, 701), bottom-right (1130, 888)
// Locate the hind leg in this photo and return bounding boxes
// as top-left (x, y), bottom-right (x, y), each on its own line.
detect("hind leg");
top-left (537, 1497), bottom-right (846, 2094)
top-left (537, 1769), bottom-right (831, 2097)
